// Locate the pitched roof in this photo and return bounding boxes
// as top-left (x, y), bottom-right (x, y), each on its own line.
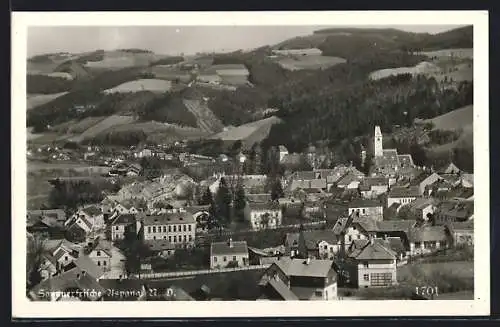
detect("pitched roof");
top-left (73, 255), bottom-right (104, 279)
top-left (388, 186), bottom-right (421, 198)
top-left (446, 221), bottom-right (474, 232)
top-left (360, 177), bottom-right (388, 189)
top-left (82, 206), bottom-right (102, 216)
top-left (437, 200), bottom-right (474, 220)
top-left (337, 172), bottom-right (362, 186)
top-left (246, 193), bottom-right (273, 203)
top-left (28, 209), bottom-right (66, 222)
top-left (348, 198), bottom-right (382, 208)
top-left (143, 212), bottom-right (196, 226)
top-left (266, 278), bottom-right (299, 300)
top-left (111, 214), bottom-right (137, 226)
top-left (406, 197), bottom-right (435, 210)
top-left (310, 179), bottom-right (327, 189)
top-left (273, 257), bottom-right (335, 278)
top-left (294, 171), bottom-right (316, 180)
top-left (408, 226), bottom-right (448, 242)
top-left (348, 240), bottom-right (397, 260)
top-left (300, 230), bottom-right (339, 249)
top-left (376, 220), bottom-right (417, 232)
top-left (248, 202), bottom-right (281, 211)
top-left (211, 240), bottom-right (248, 256)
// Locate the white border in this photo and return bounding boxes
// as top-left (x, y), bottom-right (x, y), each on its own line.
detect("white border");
top-left (12, 11), bottom-right (490, 318)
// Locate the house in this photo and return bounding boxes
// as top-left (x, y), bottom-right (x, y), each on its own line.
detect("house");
top-left (114, 202), bottom-right (139, 215)
top-left (144, 239), bottom-right (176, 258)
top-left (278, 145), bottom-right (289, 162)
top-left (67, 205), bottom-right (105, 230)
top-left (387, 186), bottom-right (421, 210)
top-left (210, 239), bottom-right (249, 269)
top-left (461, 173), bottom-right (474, 188)
top-left (259, 257), bottom-right (338, 300)
top-left (359, 177), bottom-right (389, 198)
top-left (28, 268), bottom-right (105, 301)
top-left (407, 226), bottom-right (450, 256)
top-left (411, 172), bottom-right (443, 195)
top-left (86, 239), bottom-right (113, 272)
top-left (27, 209), bottom-right (67, 225)
top-left (404, 198), bottom-right (436, 222)
top-left (336, 172), bottom-right (363, 189)
top-left (127, 163), bottom-right (142, 176)
top-left (295, 230), bottom-right (340, 260)
top-left (445, 221), bottom-right (474, 246)
top-left (434, 200), bottom-right (474, 224)
top-left (142, 211), bottom-right (196, 248)
top-left (109, 214), bottom-right (137, 241)
top-left (244, 202), bottom-right (282, 230)
top-left (439, 162), bottom-right (461, 174)
top-left (346, 238), bottom-right (398, 288)
top-left (348, 199), bottom-right (383, 221)
top-left (248, 245), bottom-right (285, 265)
top-left (27, 214), bottom-right (66, 239)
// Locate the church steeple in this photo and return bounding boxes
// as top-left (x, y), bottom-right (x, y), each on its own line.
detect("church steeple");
top-left (374, 125), bottom-right (383, 157)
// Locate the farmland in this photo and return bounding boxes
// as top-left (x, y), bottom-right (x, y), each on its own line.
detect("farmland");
top-left (27, 92), bottom-right (69, 110)
top-left (419, 48), bottom-right (473, 60)
top-left (276, 55), bottom-right (347, 71)
top-left (68, 115), bottom-right (136, 143)
top-left (103, 79), bottom-right (173, 94)
top-left (424, 105), bottom-right (473, 132)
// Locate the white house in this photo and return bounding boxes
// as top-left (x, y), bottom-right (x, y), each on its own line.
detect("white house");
top-left (408, 226), bottom-right (450, 256)
top-left (387, 186), bottom-right (421, 210)
top-left (348, 199), bottom-right (384, 221)
top-left (87, 241), bottom-right (112, 272)
top-left (68, 206), bottom-right (105, 230)
top-left (109, 214), bottom-right (137, 241)
top-left (114, 202), bottom-right (139, 215)
top-left (210, 239), bottom-right (249, 269)
top-left (244, 202), bottom-right (283, 230)
top-left (278, 145), bottom-right (289, 162)
top-left (142, 211), bottom-right (196, 248)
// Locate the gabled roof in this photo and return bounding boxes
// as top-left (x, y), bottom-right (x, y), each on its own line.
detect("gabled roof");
top-left (408, 226), bottom-right (448, 243)
top-left (348, 198), bottom-right (382, 209)
top-left (273, 257), bottom-right (335, 279)
top-left (337, 172), bottom-right (362, 186)
top-left (437, 200), bottom-right (474, 220)
top-left (143, 212), bottom-right (196, 225)
top-left (111, 214), bottom-right (137, 226)
top-left (388, 186), bottom-right (421, 198)
top-left (248, 202), bottom-right (281, 211)
top-left (266, 278), bottom-right (299, 300)
top-left (72, 255), bottom-right (105, 279)
top-left (30, 268), bottom-right (104, 299)
top-left (28, 209), bottom-right (66, 222)
top-left (211, 240), bottom-right (248, 256)
top-left (406, 198), bottom-right (435, 210)
top-left (299, 230), bottom-right (339, 250)
top-left (348, 240), bottom-right (397, 260)
top-left (376, 220), bottom-right (417, 232)
top-left (446, 221), bottom-right (474, 232)
top-left (294, 171), bottom-right (316, 180)
top-left (82, 206), bottom-right (102, 217)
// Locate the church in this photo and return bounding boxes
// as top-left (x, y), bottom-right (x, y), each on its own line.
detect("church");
top-left (371, 125), bottom-right (417, 181)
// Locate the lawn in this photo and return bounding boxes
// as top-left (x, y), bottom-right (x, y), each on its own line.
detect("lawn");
top-left (103, 79), bottom-right (173, 94)
top-left (27, 92), bottom-right (69, 110)
top-left (277, 55), bottom-right (346, 71)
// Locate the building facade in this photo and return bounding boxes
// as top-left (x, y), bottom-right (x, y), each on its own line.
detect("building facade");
top-left (142, 210), bottom-right (196, 249)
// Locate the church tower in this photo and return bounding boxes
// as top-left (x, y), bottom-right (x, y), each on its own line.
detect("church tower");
top-left (374, 125), bottom-right (383, 157)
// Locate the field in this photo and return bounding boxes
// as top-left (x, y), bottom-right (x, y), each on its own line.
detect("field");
top-left (50, 116), bottom-right (107, 134)
top-left (210, 116), bottom-right (283, 149)
top-left (83, 51), bottom-right (165, 70)
top-left (424, 105), bottom-right (473, 132)
top-left (369, 61), bottom-right (441, 80)
top-left (103, 79), bottom-right (173, 94)
top-left (398, 261), bottom-right (474, 281)
top-left (68, 115), bottom-right (136, 142)
top-left (419, 48), bottom-right (473, 60)
top-left (27, 92), bottom-right (69, 110)
top-left (277, 55), bottom-right (347, 71)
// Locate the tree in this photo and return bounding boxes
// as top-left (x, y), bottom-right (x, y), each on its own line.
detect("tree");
top-left (269, 178), bottom-right (284, 201)
top-left (26, 234), bottom-right (46, 290)
top-left (215, 178), bottom-right (232, 225)
top-left (233, 184), bottom-right (247, 222)
top-left (260, 212), bottom-right (271, 229)
top-left (200, 187), bottom-right (214, 206)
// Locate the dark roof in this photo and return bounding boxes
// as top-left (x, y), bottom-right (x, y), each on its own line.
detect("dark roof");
top-left (375, 237), bottom-right (406, 254)
top-left (143, 212), bottom-right (196, 225)
top-left (348, 198), bottom-right (382, 208)
top-left (30, 269), bottom-right (104, 299)
top-left (266, 278), bottom-right (299, 300)
top-left (408, 226), bottom-right (448, 242)
top-left (248, 202), bottom-right (281, 211)
top-left (376, 220), bottom-right (417, 232)
top-left (360, 177), bottom-right (388, 190)
top-left (446, 221), bottom-right (474, 231)
top-left (388, 186), bottom-right (421, 198)
top-left (73, 255), bottom-right (105, 279)
top-left (211, 240), bottom-right (248, 256)
top-left (28, 209), bottom-right (66, 222)
top-left (246, 193), bottom-right (273, 203)
top-left (437, 200), bottom-right (474, 220)
top-left (406, 198), bottom-right (435, 210)
top-left (294, 171), bottom-right (316, 180)
top-left (111, 214), bottom-right (137, 226)
top-left (273, 257), bottom-right (336, 278)
top-left (82, 206), bottom-right (102, 216)
top-left (348, 240), bottom-right (397, 260)
top-left (300, 230), bottom-right (339, 249)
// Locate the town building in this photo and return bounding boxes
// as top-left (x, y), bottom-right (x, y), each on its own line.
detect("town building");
top-left (142, 211), bottom-right (196, 248)
top-left (259, 257), bottom-right (338, 300)
top-left (359, 177), bottom-right (389, 198)
top-left (67, 205), bottom-right (105, 230)
top-left (445, 221), bottom-right (474, 246)
top-left (210, 239), bottom-right (249, 269)
top-left (387, 186), bottom-right (421, 210)
top-left (403, 198), bottom-right (436, 222)
top-left (407, 226), bottom-right (450, 256)
top-left (144, 239), bottom-right (176, 258)
top-left (348, 199), bottom-right (384, 221)
top-left (87, 239), bottom-right (113, 272)
top-left (244, 202), bottom-right (283, 230)
top-left (278, 145), bottom-right (289, 162)
top-left (434, 200), bottom-right (474, 224)
top-left (109, 214), bottom-right (137, 241)
top-left (346, 238), bottom-right (398, 288)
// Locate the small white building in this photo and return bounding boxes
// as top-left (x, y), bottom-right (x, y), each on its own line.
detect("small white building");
top-left (210, 239), bottom-right (249, 269)
top-left (387, 186), bottom-right (421, 210)
top-left (109, 214), bottom-right (137, 241)
top-left (142, 211), bottom-right (196, 249)
top-left (278, 145), bottom-right (289, 162)
top-left (244, 202), bottom-right (283, 230)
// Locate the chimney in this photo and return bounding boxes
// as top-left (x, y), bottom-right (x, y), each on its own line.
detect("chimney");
top-left (228, 238), bottom-right (233, 248)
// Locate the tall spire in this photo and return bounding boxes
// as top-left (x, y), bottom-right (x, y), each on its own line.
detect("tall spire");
top-left (374, 125), bottom-right (383, 157)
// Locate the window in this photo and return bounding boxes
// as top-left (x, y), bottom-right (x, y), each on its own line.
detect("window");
top-left (163, 226), bottom-right (167, 233)
top-left (163, 236), bottom-right (166, 240)
top-left (415, 242), bottom-right (421, 248)
top-left (314, 291), bottom-right (323, 297)
top-left (363, 261), bottom-right (369, 268)
top-left (167, 250), bottom-right (171, 256)
top-left (153, 226), bottom-right (156, 233)
top-left (348, 236), bottom-right (352, 242)
top-left (97, 261), bottom-right (101, 266)
top-left (147, 226), bottom-right (151, 233)
top-left (183, 235), bottom-right (187, 242)
top-left (169, 236), bottom-right (172, 242)
top-left (233, 256), bottom-right (236, 261)
top-left (173, 226), bottom-right (177, 232)
top-left (173, 236), bottom-right (177, 243)
top-left (168, 226), bottom-right (172, 232)
top-left (153, 236), bottom-right (156, 240)
top-left (370, 273), bottom-right (393, 286)
top-left (357, 235), bottom-right (361, 240)
top-left (223, 256), bottom-right (227, 262)
top-left (188, 225), bottom-right (192, 231)
top-left (183, 225), bottom-right (186, 232)
top-left (189, 235), bottom-right (193, 241)
top-left (362, 208), bottom-right (366, 214)
top-left (103, 261), bottom-right (107, 266)
top-left (324, 245), bottom-right (328, 250)
top-left (115, 226), bottom-right (119, 230)
top-left (214, 257), bottom-right (217, 262)
top-left (363, 274), bottom-right (369, 281)
top-left (64, 256), bottom-right (68, 261)
top-left (97, 251), bottom-right (101, 257)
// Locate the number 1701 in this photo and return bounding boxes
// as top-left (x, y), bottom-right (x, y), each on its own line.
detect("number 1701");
top-left (415, 286), bottom-right (439, 297)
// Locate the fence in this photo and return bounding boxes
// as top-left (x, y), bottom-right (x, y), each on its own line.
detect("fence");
top-left (133, 264), bottom-right (271, 279)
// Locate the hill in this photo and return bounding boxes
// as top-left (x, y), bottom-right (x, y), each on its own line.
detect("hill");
top-left (424, 105), bottom-right (473, 132)
top-left (68, 115), bottom-right (136, 143)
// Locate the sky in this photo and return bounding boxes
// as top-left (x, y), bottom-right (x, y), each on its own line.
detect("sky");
top-left (27, 25), bottom-right (466, 57)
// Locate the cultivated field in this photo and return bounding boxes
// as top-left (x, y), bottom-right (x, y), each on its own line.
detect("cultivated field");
top-left (103, 79), bottom-right (173, 94)
top-left (424, 105), bottom-right (473, 132)
top-left (27, 92), bottom-right (69, 110)
top-left (68, 115), bottom-right (136, 142)
top-left (183, 99), bottom-right (224, 133)
top-left (369, 61), bottom-right (441, 80)
top-left (277, 55), bottom-right (347, 71)
top-left (210, 116), bottom-right (283, 149)
top-left (398, 260), bottom-right (474, 281)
